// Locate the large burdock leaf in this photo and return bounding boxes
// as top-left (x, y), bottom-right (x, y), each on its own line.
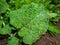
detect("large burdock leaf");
top-left (9, 3), bottom-right (46, 28)
top-left (0, 0), bottom-right (9, 13)
top-left (9, 3), bottom-right (49, 44)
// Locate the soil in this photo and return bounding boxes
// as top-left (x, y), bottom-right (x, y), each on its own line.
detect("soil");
top-left (0, 20), bottom-right (60, 45)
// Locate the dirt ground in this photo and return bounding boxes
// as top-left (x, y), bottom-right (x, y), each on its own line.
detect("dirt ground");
top-left (0, 21), bottom-right (60, 45)
top-left (33, 33), bottom-right (60, 45)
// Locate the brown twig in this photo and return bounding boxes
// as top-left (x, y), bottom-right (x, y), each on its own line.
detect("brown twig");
top-left (45, 37), bottom-right (56, 45)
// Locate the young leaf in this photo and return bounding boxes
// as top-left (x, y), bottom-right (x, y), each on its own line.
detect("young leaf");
top-left (15, 0), bottom-right (21, 9)
top-left (0, 20), bottom-right (11, 34)
top-left (48, 13), bottom-right (57, 18)
top-left (7, 36), bottom-right (19, 45)
top-left (0, 25), bottom-right (11, 34)
top-left (25, 0), bottom-right (32, 4)
top-left (52, 13), bottom-right (60, 22)
top-left (48, 22), bottom-right (60, 34)
top-left (0, 0), bottom-right (9, 13)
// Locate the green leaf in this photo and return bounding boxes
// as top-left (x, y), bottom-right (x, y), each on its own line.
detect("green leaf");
top-left (0, 0), bottom-right (9, 13)
top-left (9, 3), bottom-right (49, 44)
top-left (9, 3), bottom-right (47, 28)
top-left (15, 0), bottom-right (21, 9)
top-left (48, 13), bottom-right (57, 18)
top-left (48, 22), bottom-right (60, 34)
top-left (24, 0), bottom-right (32, 4)
top-left (9, 2), bottom-right (57, 44)
top-left (0, 20), bottom-right (2, 27)
top-left (7, 36), bottom-right (19, 45)
top-left (34, 0), bottom-right (40, 3)
top-left (0, 20), bottom-right (11, 34)
top-left (50, 13), bottom-right (60, 22)
top-left (0, 25), bottom-right (11, 34)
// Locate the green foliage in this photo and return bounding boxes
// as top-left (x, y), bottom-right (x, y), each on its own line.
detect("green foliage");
top-left (53, 0), bottom-right (60, 4)
top-left (0, 0), bottom-right (60, 45)
top-left (0, 25), bottom-right (11, 34)
top-left (0, 0), bottom-right (9, 13)
top-left (0, 20), bottom-right (11, 34)
top-left (48, 22), bottom-right (60, 34)
top-left (7, 36), bottom-right (19, 45)
top-left (18, 3), bottom-right (49, 44)
top-left (9, 3), bottom-right (50, 44)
